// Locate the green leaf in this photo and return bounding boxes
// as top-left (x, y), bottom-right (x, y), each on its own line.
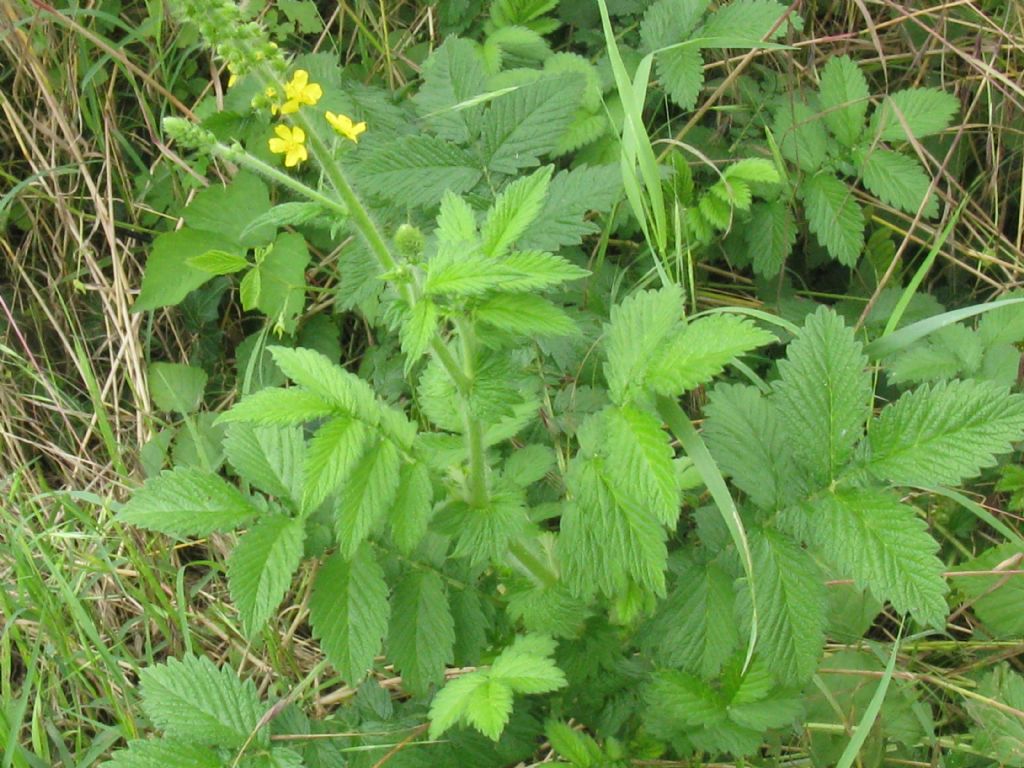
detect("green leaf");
top-left (303, 415), bottom-right (370, 512)
top-left (253, 233), bottom-right (310, 334)
top-left (139, 654), bottom-right (265, 748)
top-left (745, 199), bottom-right (796, 278)
top-left (482, 72), bottom-right (585, 173)
top-left (805, 489), bottom-right (948, 627)
top-left (519, 164), bottom-right (622, 252)
top-left (867, 379), bottom-right (1024, 487)
top-left (309, 546), bottom-right (389, 683)
top-left (352, 135), bottom-right (483, 208)
top-left (699, 0), bottom-right (795, 40)
top-left (228, 515), bottom-right (304, 635)
top-left (239, 202), bottom-right (333, 241)
top-left (657, 47), bottom-right (705, 111)
top-left (464, 678), bottom-right (515, 741)
top-left (724, 157), bottom-right (781, 184)
top-left (99, 739), bottom-right (224, 768)
top-left (967, 665), bottom-right (1024, 765)
top-left (388, 571), bottom-right (455, 695)
top-left (268, 346), bottom-right (381, 426)
top-left (239, 267), bottom-right (261, 311)
top-left (560, 453), bottom-right (667, 598)
top-left (704, 384), bottom-right (800, 510)
top-left (801, 171), bottom-right (865, 266)
top-left (399, 299), bottom-right (439, 374)
top-left (644, 670), bottom-right (727, 734)
top-left (773, 306), bottom-right (871, 486)
top-left (182, 172), bottom-right (275, 248)
top-left (496, 250), bottom-right (590, 291)
top-left (335, 437), bottom-right (401, 557)
top-left (545, 720), bottom-right (603, 767)
top-left (642, 557), bottom-right (738, 678)
top-left (425, 250), bottom-right (588, 297)
top-left (857, 147), bottom-right (938, 217)
top-left (604, 284), bottom-right (684, 405)
top-left (751, 528), bottom-right (826, 684)
top-left (389, 461), bottom-right (433, 554)
top-left (474, 293), bottom-right (577, 337)
top-left (489, 634), bottom-right (568, 693)
top-left (773, 101), bottom-right (828, 172)
top-left (134, 229), bottom-right (238, 311)
top-left (481, 166), bottom-right (553, 259)
top-left (953, 544), bottom-right (1024, 636)
top-left (118, 467), bottom-right (259, 536)
top-left (646, 314), bottom-right (776, 396)
top-left (818, 55), bottom-right (868, 146)
top-left (428, 672), bottom-right (491, 739)
top-left (604, 405), bottom-right (680, 527)
top-left (186, 250), bottom-right (250, 275)
top-left (224, 423), bottom-right (304, 503)
top-left (413, 37), bottom-right (488, 142)
top-left (148, 362), bottom-right (207, 414)
top-left (217, 387), bottom-right (336, 426)
top-left (436, 191), bottom-right (479, 246)
top-left (869, 87), bottom-right (959, 142)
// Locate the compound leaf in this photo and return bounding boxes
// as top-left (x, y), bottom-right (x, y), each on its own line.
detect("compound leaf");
top-left (481, 166), bottom-right (553, 259)
top-left (858, 147), bottom-right (938, 217)
top-left (818, 54), bottom-right (868, 146)
top-left (801, 172), bottom-right (864, 266)
top-left (388, 571), bottom-right (456, 696)
top-left (228, 515), bottom-right (305, 636)
top-left (352, 135), bottom-right (482, 208)
top-left (869, 87), bottom-right (959, 142)
top-left (335, 437), bottom-right (402, 557)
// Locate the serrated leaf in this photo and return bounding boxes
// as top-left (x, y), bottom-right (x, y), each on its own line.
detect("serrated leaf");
top-left (303, 416), bottom-right (370, 512)
top-left (474, 293), bottom-right (577, 337)
top-left (724, 158), bottom-right (780, 184)
top-left (519, 164), bottom-right (622, 252)
top-left (646, 314), bottom-right (775, 397)
top-left (139, 655), bottom-right (265, 748)
top-left (268, 346), bottom-right (381, 426)
top-left (807, 489), bottom-right (948, 627)
top-left (496, 250), bottom-right (590, 291)
top-left (968, 665), bottom-right (1024, 765)
top-left (857, 147), bottom-right (938, 217)
top-left (217, 387), bottom-right (336, 426)
top-left (869, 87), bottom-right (959, 142)
top-left (953, 544), bottom-right (1024, 636)
top-left (335, 437), bottom-right (401, 557)
top-left (389, 571), bottom-right (455, 695)
top-left (224, 423), bottom-right (304, 502)
top-left (99, 739), bottom-right (224, 768)
top-left (464, 678), bottom-right (515, 741)
top-left (699, 0), bottom-right (795, 40)
top-left (148, 362), bottom-right (207, 414)
top-left (704, 384), bottom-right (800, 510)
top-left (400, 300), bottom-right (439, 374)
top-left (644, 670), bottom-right (727, 734)
top-left (481, 166), bottom-right (553, 259)
top-left (413, 37), bottom-right (488, 142)
top-left (228, 515), bottom-right (304, 635)
top-left (640, 0), bottom-right (708, 51)
top-left (773, 306), bottom-right (871, 486)
top-left (604, 285), bottom-right (684, 405)
top-left (309, 546), bottom-right (389, 683)
top-left (389, 461), bottom-right (433, 554)
top-left (604, 405), bottom-right (680, 526)
top-left (545, 720), bottom-right (603, 767)
top-left (428, 671), bottom-right (491, 740)
top-left (867, 379), bottom-right (1024, 487)
top-left (657, 46), bottom-right (705, 111)
top-left (482, 72), bottom-right (584, 173)
top-left (751, 528), bottom-right (826, 684)
top-left (118, 467), bottom-right (259, 536)
top-left (425, 251), bottom-right (587, 297)
top-left (642, 557), bottom-right (738, 678)
top-left (186, 249), bottom-right (250, 275)
top-left (490, 635), bottom-right (567, 693)
top-left (801, 171), bottom-right (864, 267)
top-left (746, 199), bottom-right (796, 277)
top-left (352, 135), bottom-right (482, 208)
top-left (818, 55), bottom-right (868, 146)
top-left (773, 101), bottom-right (828, 172)
top-left (437, 191), bottom-right (479, 246)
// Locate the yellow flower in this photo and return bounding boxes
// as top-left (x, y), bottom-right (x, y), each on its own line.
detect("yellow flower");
top-left (280, 69), bottom-right (322, 114)
top-left (268, 124), bottom-right (308, 168)
top-left (325, 111), bottom-right (367, 143)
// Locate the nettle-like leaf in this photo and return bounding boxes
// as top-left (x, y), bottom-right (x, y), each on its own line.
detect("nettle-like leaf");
top-left (224, 423), bottom-right (304, 503)
top-left (100, 739), bottom-right (224, 768)
top-left (309, 546), bottom-right (389, 683)
top-left (388, 571), bottom-right (456, 696)
top-left (335, 436), bottom-right (401, 557)
top-left (866, 378), bottom-right (1024, 487)
top-left (474, 293), bottom-right (578, 337)
top-left (480, 166), bottom-right (552, 259)
top-left (139, 655), bottom-right (266, 748)
top-left (389, 460), bottom-right (434, 554)
top-left (800, 171), bottom-right (864, 266)
top-left (745, 199), bottom-right (796, 278)
top-left (801, 489), bottom-right (948, 627)
top-left (751, 528), bottom-right (826, 684)
top-left (399, 299), bottom-right (439, 374)
top-left (774, 101), bottom-right (828, 173)
top-left (518, 164), bottom-right (622, 251)
top-left (604, 405), bottom-right (680, 527)
top-left (482, 72), bottom-right (585, 173)
top-left (641, 556), bottom-right (738, 678)
top-left (698, 0), bottom-right (796, 40)
top-left (856, 147), bottom-right (938, 217)
top-left (425, 250), bottom-right (588, 297)
top-left (772, 306), bottom-right (872, 487)
top-left (641, 0), bottom-right (708, 111)
top-left (303, 416), bottom-right (370, 512)
top-left (953, 543), bottom-right (1024, 636)
top-left (268, 347), bottom-right (382, 425)
top-left (118, 467), bottom-right (259, 536)
top-left (428, 635), bottom-right (566, 741)
top-left (413, 37), bottom-right (488, 142)
top-left (227, 514), bottom-right (304, 636)
top-left (967, 664), bottom-right (1024, 765)
top-left (818, 54), bottom-right (868, 147)
top-left (604, 285), bottom-right (684, 405)
top-left (351, 135), bottom-right (482, 208)
top-left (704, 384), bottom-right (801, 510)
top-left (869, 87), bottom-right (960, 142)
top-left (213, 387), bottom-right (336, 426)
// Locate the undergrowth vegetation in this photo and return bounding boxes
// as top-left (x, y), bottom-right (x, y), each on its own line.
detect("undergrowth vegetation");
top-left (2, 0), bottom-right (1024, 766)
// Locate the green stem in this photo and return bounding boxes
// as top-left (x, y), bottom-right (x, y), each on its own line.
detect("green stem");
top-left (508, 541), bottom-right (558, 589)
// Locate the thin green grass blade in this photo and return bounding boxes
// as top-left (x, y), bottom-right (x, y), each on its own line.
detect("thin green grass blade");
top-left (835, 630), bottom-right (902, 768)
top-left (922, 485), bottom-right (1024, 546)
